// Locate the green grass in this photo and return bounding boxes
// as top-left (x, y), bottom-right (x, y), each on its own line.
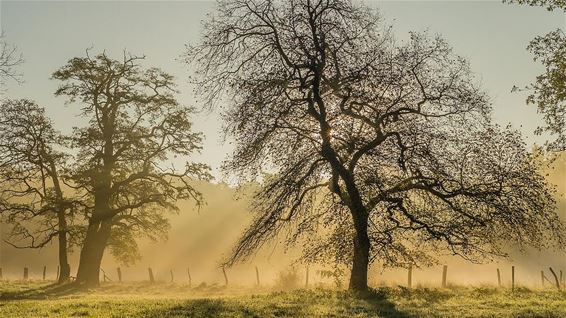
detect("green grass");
top-left (1, 281), bottom-right (565, 317)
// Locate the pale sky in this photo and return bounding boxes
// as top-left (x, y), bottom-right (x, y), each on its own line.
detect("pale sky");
top-left (1, 0), bottom-right (564, 177)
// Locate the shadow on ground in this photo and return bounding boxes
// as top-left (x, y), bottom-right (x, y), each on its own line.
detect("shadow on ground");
top-left (0, 282), bottom-right (83, 300)
top-left (139, 289), bottom-right (417, 318)
top-left (359, 288), bottom-right (416, 318)
top-left (0, 283), bottom-right (433, 317)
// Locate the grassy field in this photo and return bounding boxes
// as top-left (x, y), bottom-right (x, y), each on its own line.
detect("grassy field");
top-left (1, 281), bottom-right (565, 317)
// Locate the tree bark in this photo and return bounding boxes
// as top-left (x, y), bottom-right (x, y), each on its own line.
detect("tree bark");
top-left (57, 230), bottom-right (70, 284)
top-left (55, 205), bottom-right (71, 284)
top-left (75, 138), bottom-right (114, 287)
top-left (349, 211), bottom-right (370, 292)
top-left (47, 156), bottom-right (72, 284)
top-left (75, 219), bottom-right (112, 287)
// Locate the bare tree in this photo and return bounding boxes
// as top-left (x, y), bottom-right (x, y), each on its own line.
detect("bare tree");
top-left (0, 99), bottom-right (77, 283)
top-left (0, 33), bottom-right (23, 86)
top-left (53, 51), bottom-right (211, 287)
top-left (186, 0), bottom-right (565, 291)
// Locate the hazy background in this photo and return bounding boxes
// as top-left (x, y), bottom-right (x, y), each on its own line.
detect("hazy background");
top-left (0, 0), bottom-right (565, 287)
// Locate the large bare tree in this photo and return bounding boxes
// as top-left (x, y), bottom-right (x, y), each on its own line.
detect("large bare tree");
top-left (53, 51), bottom-right (210, 287)
top-left (187, 0), bottom-right (565, 291)
top-left (0, 99), bottom-right (77, 283)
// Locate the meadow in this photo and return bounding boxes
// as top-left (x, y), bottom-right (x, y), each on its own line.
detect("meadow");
top-left (1, 281), bottom-right (565, 318)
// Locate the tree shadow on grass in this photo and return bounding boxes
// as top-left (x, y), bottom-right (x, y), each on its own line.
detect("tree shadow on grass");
top-left (394, 286), bottom-right (454, 304)
top-left (352, 288), bottom-right (417, 318)
top-left (139, 299), bottom-right (262, 318)
top-left (0, 282), bottom-right (84, 300)
top-left (139, 289), bottom-right (418, 318)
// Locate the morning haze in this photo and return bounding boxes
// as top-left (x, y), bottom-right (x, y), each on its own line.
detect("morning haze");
top-left (0, 1), bottom-right (565, 317)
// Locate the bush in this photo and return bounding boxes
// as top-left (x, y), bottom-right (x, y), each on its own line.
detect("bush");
top-left (274, 267), bottom-right (301, 291)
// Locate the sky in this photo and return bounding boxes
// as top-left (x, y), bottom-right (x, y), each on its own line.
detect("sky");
top-left (0, 0), bottom-right (564, 178)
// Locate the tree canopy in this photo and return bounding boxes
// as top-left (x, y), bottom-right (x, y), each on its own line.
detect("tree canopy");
top-left (504, 0), bottom-right (566, 11)
top-left (507, 0), bottom-right (566, 151)
top-left (52, 51), bottom-right (210, 285)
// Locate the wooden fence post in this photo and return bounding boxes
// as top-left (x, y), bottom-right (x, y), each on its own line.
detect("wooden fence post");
top-left (549, 267), bottom-right (560, 290)
top-left (170, 269), bottom-right (174, 283)
top-left (0, 267), bottom-right (2, 280)
top-left (305, 266), bottom-right (309, 288)
top-left (560, 270), bottom-right (563, 287)
top-left (255, 266), bottom-right (260, 286)
top-left (56, 265), bottom-right (60, 281)
top-left (101, 268), bottom-right (108, 282)
top-left (511, 266), bottom-right (515, 292)
top-left (117, 267), bottom-right (122, 283)
top-left (407, 264), bottom-right (412, 288)
top-left (222, 266), bottom-right (228, 286)
top-left (441, 265), bottom-right (447, 288)
top-left (23, 267), bottom-right (29, 281)
top-left (541, 270), bottom-right (545, 287)
top-left (43, 266), bottom-right (46, 281)
top-left (148, 267), bottom-right (155, 283)
top-left (497, 268), bottom-right (501, 287)
top-left (187, 266), bottom-right (192, 287)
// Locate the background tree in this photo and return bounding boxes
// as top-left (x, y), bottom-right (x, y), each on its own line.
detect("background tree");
top-left (506, 0), bottom-right (566, 151)
top-left (53, 51), bottom-right (211, 287)
top-left (187, 0), bottom-right (565, 291)
top-left (0, 32), bottom-right (23, 87)
top-left (504, 0), bottom-right (565, 11)
top-left (0, 99), bottom-right (77, 283)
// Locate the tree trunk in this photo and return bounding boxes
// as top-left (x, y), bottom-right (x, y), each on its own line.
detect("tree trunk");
top-left (57, 210), bottom-right (70, 284)
top-left (76, 167), bottom-right (113, 288)
top-left (312, 77), bottom-right (371, 292)
top-left (320, 144), bottom-right (371, 292)
top-left (57, 232), bottom-right (71, 284)
top-left (75, 219), bottom-right (112, 287)
top-left (349, 210), bottom-right (370, 292)
top-left (48, 157), bottom-right (72, 285)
